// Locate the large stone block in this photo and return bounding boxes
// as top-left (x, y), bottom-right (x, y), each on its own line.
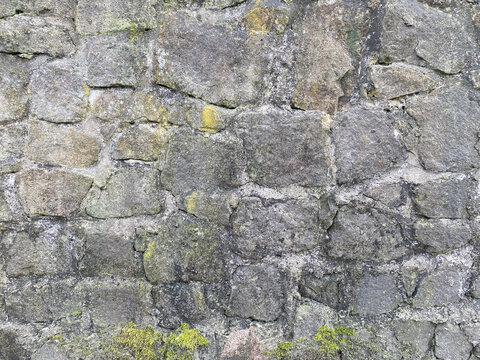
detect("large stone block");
top-left (161, 128), bottom-right (246, 195)
top-left (227, 264), bottom-right (284, 321)
top-left (234, 109), bottom-right (331, 187)
top-left (0, 54), bottom-right (29, 123)
top-left (414, 219), bottom-right (471, 254)
top-left (16, 169), bottom-right (93, 217)
top-left (413, 268), bottom-right (464, 308)
top-left (182, 190), bottom-right (237, 226)
top-left (86, 166), bottom-right (162, 218)
top-left (143, 212), bottom-right (229, 283)
top-left (407, 86), bottom-right (480, 172)
top-left (354, 274), bottom-right (401, 315)
top-left (0, 15), bottom-right (75, 56)
top-left (0, 123), bottom-right (26, 173)
top-left (30, 60), bottom-right (89, 124)
top-left (76, 0), bottom-right (157, 35)
top-left (393, 320), bottom-right (435, 356)
top-left (113, 123), bottom-right (167, 162)
top-left (0, 0), bottom-right (76, 18)
top-left (155, 12), bottom-right (271, 107)
top-left (435, 323), bottom-right (472, 360)
top-left (27, 121), bottom-right (101, 167)
top-left (333, 105), bottom-right (407, 184)
top-left (0, 327), bottom-right (28, 360)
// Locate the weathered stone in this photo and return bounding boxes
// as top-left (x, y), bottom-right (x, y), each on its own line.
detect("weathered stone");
top-left (232, 197), bottom-right (322, 259)
top-left (407, 86), bottom-right (480, 172)
top-left (0, 0), bottom-right (76, 18)
top-left (86, 32), bottom-right (148, 87)
top-left (161, 128), bottom-right (246, 196)
top-left (472, 276), bottom-right (480, 299)
top-left (393, 320), bottom-right (435, 355)
top-left (220, 328), bottom-right (267, 360)
top-left (0, 190), bottom-right (11, 221)
top-left (156, 12), bottom-right (271, 107)
top-left (354, 274), bottom-right (401, 315)
top-left (30, 60), bottom-right (89, 124)
top-left (113, 123), bottom-right (167, 162)
top-left (365, 182), bottom-right (407, 208)
top-left (328, 206), bottom-right (408, 262)
top-left (470, 69), bottom-right (480, 89)
top-left (227, 264), bottom-right (284, 321)
top-left (27, 121), bottom-right (101, 167)
top-left (196, 105), bottom-right (226, 134)
top-left (293, 301), bottom-right (338, 339)
top-left (413, 178), bottom-right (474, 219)
top-left (242, 7), bottom-right (289, 35)
top-left (143, 212), bottom-right (229, 283)
top-left (0, 54), bottom-right (28, 123)
top-left (0, 327), bottom-right (28, 360)
top-left (414, 219), bottom-right (471, 254)
top-left (32, 343), bottom-right (68, 360)
top-left (413, 268), bottom-right (464, 308)
top-left (435, 323), bottom-right (472, 360)
top-left (0, 123), bottom-right (26, 173)
top-left (333, 105), bottom-right (407, 184)
top-left (86, 166), bottom-right (162, 218)
top-left (380, 0), bottom-right (475, 74)
top-left (235, 109), bottom-right (331, 187)
top-left (16, 169), bottom-right (93, 217)
top-left (299, 273), bottom-right (341, 309)
top-left (183, 190), bottom-right (236, 226)
top-left (292, 1), bottom-right (353, 113)
top-left (370, 63), bottom-right (440, 99)
top-left (0, 15), bottom-right (75, 56)
top-left (76, 0), bottom-right (156, 35)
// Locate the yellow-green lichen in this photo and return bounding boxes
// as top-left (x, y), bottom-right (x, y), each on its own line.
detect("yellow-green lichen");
top-left (243, 7), bottom-right (289, 35)
top-left (199, 105), bottom-right (220, 133)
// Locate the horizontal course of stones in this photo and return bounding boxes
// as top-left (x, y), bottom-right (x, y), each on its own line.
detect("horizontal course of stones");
top-left (0, 0), bottom-right (480, 359)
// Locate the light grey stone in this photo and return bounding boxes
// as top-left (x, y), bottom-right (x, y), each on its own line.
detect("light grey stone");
top-left (0, 54), bottom-right (28, 123)
top-left (0, 0), bottom-right (76, 18)
top-left (0, 189), bottom-right (11, 221)
top-left (0, 327), bottom-right (28, 360)
top-left (0, 123), bottom-right (26, 173)
top-left (293, 301), bottom-right (338, 339)
top-left (182, 190), bottom-right (237, 226)
top-left (471, 276), bottom-right (480, 299)
top-left (393, 320), bottom-right (435, 355)
top-left (413, 268), bottom-right (464, 308)
top-left (435, 323), bottom-right (472, 360)
top-left (32, 344), bottom-right (68, 360)
top-left (354, 274), bottom-right (401, 315)
top-left (414, 219), bottom-right (471, 254)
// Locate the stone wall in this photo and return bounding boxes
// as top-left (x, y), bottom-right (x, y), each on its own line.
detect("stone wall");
top-left (0, 0), bottom-right (480, 359)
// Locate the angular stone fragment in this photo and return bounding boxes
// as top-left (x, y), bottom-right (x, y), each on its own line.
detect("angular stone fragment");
top-left (0, 15), bottom-right (75, 56)
top-left (414, 219), bottom-right (471, 254)
top-left (407, 86), bottom-right (480, 172)
top-left (365, 182), bottom-right (407, 208)
top-left (328, 206), bottom-right (407, 262)
top-left (232, 197), bottom-right (322, 259)
top-left (86, 32), bottom-right (148, 87)
top-left (227, 264), bottom-right (284, 321)
top-left (27, 121), bottom-right (101, 167)
top-left (370, 63), bottom-right (440, 99)
top-left (413, 178), bottom-right (474, 219)
top-left (16, 169), bottom-right (92, 217)
top-left (413, 268), bottom-right (464, 308)
top-left (235, 109), bottom-right (331, 187)
top-left (86, 166), bottom-right (162, 218)
top-left (435, 323), bottom-right (472, 360)
top-left (354, 274), bottom-right (401, 315)
top-left (183, 190), bottom-right (236, 226)
top-left (0, 123), bottom-right (26, 173)
top-left (76, 0), bottom-right (157, 35)
top-left (380, 0), bottom-right (475, 74)
top-left (299, 273), bottom-right (340, 309)
top-left (156, 12), bottom-right (271, 107)
top-left (30, 61), bottom-right (89, 124)
top-left (0, 327), bottom-right (28, 360)
top-left (472, 276), bottom-right (480, 299)
top-left (333, 106), bottom-right (407, 184)
top-left (113, 123), bottom-right (167, 162)
top-left (293, 301), bottom-right (338, 338)
top-left (0, 54), bottom-right (28, 123)
top-left (0, 190), bottom-right (11, 221)
top-left (161, 128), bottom-right (246, 195)
top-left (143, 212), bottom-right (229, 284)
top-left (393, 320), bottom-right (435, 356)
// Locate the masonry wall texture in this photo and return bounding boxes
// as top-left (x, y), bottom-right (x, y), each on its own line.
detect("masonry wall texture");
top-left (0, 0), bottom-right (480, 359)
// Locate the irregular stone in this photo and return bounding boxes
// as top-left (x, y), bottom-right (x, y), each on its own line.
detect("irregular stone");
top-left (333, 105), bottom-right (407, 184)
top-left (183, 190), bottom-right (236, 226)
top-left (0, 123), bottom-right (26, 173)
top-left (407, 86), bottom-right (480, 172)
top-left (413, 268), bottom-right (464, 308)
top-left (380, 0), bottom-right (475, 74)
top-left (299, 273), bottom-right (341, 309)
top-left (161, 128), bottom-right (246, 196)
top-left (365, 182), bottom-right (407, 208)
top-left (30, 60), bottom-right (89, 124)
top-left (75, 220), bottom-right (142, 278)
top-left (156, 12), bottom-right (271, 107)
top-left (472, 276), bottom-right (480, 299)
top-left (470, 69), bottom-right (480, 89)
top-left (220, 328), bottom-right (267, 360)
top-left (328, 206), bottom-right (408, 262)
top-left (354, 274), bottom-right (401, 315)
top-left (143, 212), bottom-right (229, 284)
top-left (242, 7), bottom-right (289, 35)
top-left (197, 105), bottom-right (225, 134)
top-left (414, 219), bottom-right (471, 254)
top-left (370, 63), bottom-right (440, 99)
top-left (16, 169), bottom-right (93, 217)
top-left (293, 301), bottom-right (338, 338)
top-left (0, 190), bottom-right (11, 221)
top-left (91, 90), bottom-right (166, 122)
top-left (235, 109), bottom-right (331, 187)
top-left (32, 343), bottom-right (68, 360)
top-left (27, 121), bottom-right (101, 167)
top-left (113, 123), bottom-right (167, 162)
top-left (227, 264), bottom-right (284, 321)
top-left (232, 197), bottom-right (322, 259)
top-left (0, 54), bottom-right (28, 123)
top-left (86, 166), bottom-right (162, 218)
top-left (0, 327), bottom-right (28, 360)
top-left (0, 0), bottom-right (76, 18)
top-left (0, 15), bottom-right (75, 56)
top-left (292, 1), bottom-right (353, 113)
top-left (393, 320), bottom-right (435, 356)
top-left (413, 178), bottom-right (474, 219)
top-left (86, 32), bottom-right (148, 87)
top-left (435, 323), bottom-right (472, 360)
top-left (76, 0), bottom-right (156, 35)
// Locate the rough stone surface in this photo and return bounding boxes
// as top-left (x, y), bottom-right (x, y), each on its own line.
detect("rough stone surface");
top-left (435, 323), bottom-right (472, 360)
top-left (113, 123), bottom-right (167, 162)
top-left (0, 123), bottom-right (26, 173)
top-left (0, 54), bottom-right (28, 123)
top-left (354, 274), bottom-right (401, 315)
top-left (413, 268), bottom-right (465, 308)
top-left (414, 219), bottom-right (471, 254)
